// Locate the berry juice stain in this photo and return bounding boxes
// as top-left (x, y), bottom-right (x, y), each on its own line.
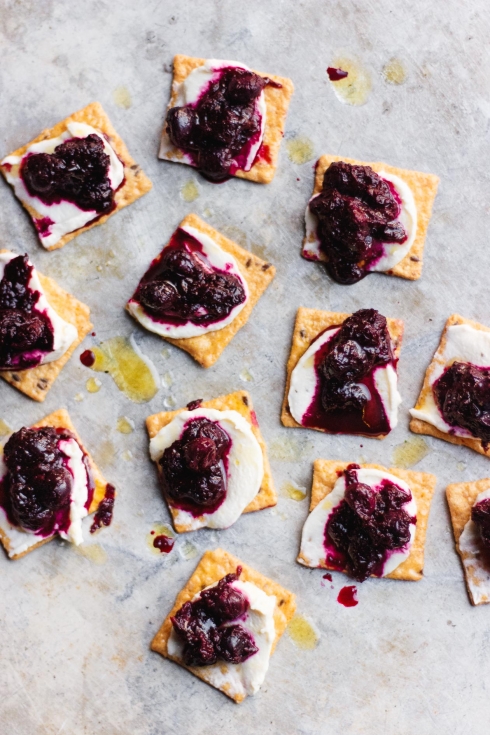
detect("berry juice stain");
top-left (323, 572), bottom-right (332, 582)
top-left (147, 524), bottom-right (174, 555)
top-left (153, 534), bottom-right (175, 553)
top-left (327, 67), bottom-right (348, 81)
top-left (287, 615), bottom-right (319, 650)
top-left (327, 57), bottom-right (371, 106)
top-left (85, 336), bottom-right (158, 403)
top-left (80, 349), bottom-right (96, 367)
top-left (337, 586), bottom-right (358, 607)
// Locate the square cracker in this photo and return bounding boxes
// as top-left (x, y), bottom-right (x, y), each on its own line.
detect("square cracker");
top-left (0, 102), bottom-right (152, 251)
top-left (281, 307), bottom-right (404, 438)
top-left (410, 314), bottom-right (490, 457)
top-left (146, 390), bottom-right (276, 533)
top-left (446, 477), bottom-right (490, 605)
top-left (297, 459), bottom-right (436, 581)
top-left (305, 154), bottom-right (439, 280)
top-left (129, 213), bottom-right (275, 368)
top-left (0, 408), bottom-right (112, 560)
top-left (0, 250), bottom-right (92, 401)
top-left (159, 54), bottom-right (294, 184)
top-left (150, 548), bottom-right (296, 703)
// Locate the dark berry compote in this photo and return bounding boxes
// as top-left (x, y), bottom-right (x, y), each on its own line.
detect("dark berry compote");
top-left (433, 362), bottom-right (490, 448)
top-left (130, 227), bottom-right (246, 328)
top-left (0, 426), bottom-right (94, 537)
top-left (471, 498), bottom-right (490, 549)
top-left (299, 309), bottom-right (397, 436)
top-left (166, 65), bottom-right (271, 181)
top-left (325, 464), bottom-right (415, 581)
top-left (0, 254), bottom-right (54, 370)
top-left (307, 161), bottom-right (407, 284)
top-left (21, 134), bottom-right (116, 213)
top-left (171, 567), bottom-right (258, 666)
top-left (160, 417), bottom-right (231, 516)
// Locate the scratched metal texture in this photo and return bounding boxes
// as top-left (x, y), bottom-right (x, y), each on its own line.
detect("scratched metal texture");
top-left (1, 1), bottom-right (489, 733)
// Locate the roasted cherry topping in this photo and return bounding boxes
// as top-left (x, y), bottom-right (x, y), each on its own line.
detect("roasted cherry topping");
top-left (160, 417), bottom-right (230, 514)
top-left (433, 362), bottom-right (490, 447)
top-left (309, 161), bottom-right (407, 284)
top-left (471, 498), bottom-right (490, 549)
top-left (326, 464), bottom-right (414, 582)
top-left (21, 134), bottom-right (115, 213)
top-left (166, 66), bottom-right (269, 181)
top-left (171, 567), bottom-right (258, 666)
top-left (2, 427), bottom-right (76, 535)
top-left (133, 227), bottom-right (246, 326)
top-left (0, 255), bottom-right (53, 370)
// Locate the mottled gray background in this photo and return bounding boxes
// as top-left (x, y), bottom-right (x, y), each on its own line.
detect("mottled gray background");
top-left (1, 1), bottom-right (489, 733)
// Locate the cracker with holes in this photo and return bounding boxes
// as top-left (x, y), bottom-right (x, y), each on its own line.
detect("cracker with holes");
top-left (446, 477), bottom-right (490, 605)
top-left (298, 460), bottom-right (436, 582)
top-left (0, 102), bottom-right (152, 250)
top-left (159, 55), bottom-right (294, 183)
top-left (0, 409), bottom-right (115, 560)
top-left (146, 391), bottom-right (275, 533)
top-left (0, 250), bottom-right (92, 401)
top-left (151, 548), bottom-right (296, 702)
top-left (303, 154), bottom-right (439, 284)
top-left (410, 314), bottom-right (490, 457)
top-left (127, 213), bottom-right (275, 367)
top-left (281, 307), bottom-right (404, 438)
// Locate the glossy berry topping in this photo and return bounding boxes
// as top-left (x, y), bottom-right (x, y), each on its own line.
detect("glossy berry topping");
top-left (159, 417), bottom-right (230, 515)
top-left (0, 255), bottom-right (54, 370)
top-left (133, 227), bottom-right (246, 327)
top-left (90, 483), bottom-right (115, 533)
top-left (1, 426), bottom-right (92, 537)
top-left (166, 66), bottom-right (268, 181)
top-left (21, 134), bottom-right (116, 213)
top-left (433, 362), bottom-right (490, 447)
top-left (309, 161), bottom-right (407, 284)
top-left (171, 567), bottom-right (258, 667)
top-left (471, 498), bottom-right (490, 549)
top-left (325, 464), bottom-right (414, 582)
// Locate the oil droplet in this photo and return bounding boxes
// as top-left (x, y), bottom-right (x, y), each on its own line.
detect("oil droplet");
top-left (161, 347), bottom-right (171, 360)
top-left (392, 437), bottom-right (429, 469)
top-left (86, 377), bottom-right (102, 394)
top-left (328, 56), bottom-right (372, 106)
top-left (74, 393), bottom-right (84, 402)
top-left (270, 436), bottom-right (313, 462)
top-left (180, 540), bottom-right (198, 560)
top-left (113, 85), bottom-right (132, 109)
top-left (147, 524), bottom-right (174, 555)
top-left (164, 395), bottom-right (177, 409)
top-left (117, 416), bottom-right (134, 434)
top-left (282, 481), bottom-right (306, 502)
top-left (89, 335), bottom-right (158, 403)
top-left (180, 179), bottom-right (199, 202)
top-left (383, 58), bottom-right (407, 85)
top-left (0, 419), bottom-right (12, 438)
top-left (287, 615), bottom-right (319, 650)
top-left (457, 461), bottom-right (466, 472)
top-left (75, 543), bottom-right (107, 565)
top-left (203, 207), bottom-right (213, 218)
top-left (121, 449), bottom-right (133, 462)
top-left (162, 371), bottom-right (173, 388)
top-left (286, 136), bottom-right (314, 165)
top-left (239, 368), bottom-right (253, 383)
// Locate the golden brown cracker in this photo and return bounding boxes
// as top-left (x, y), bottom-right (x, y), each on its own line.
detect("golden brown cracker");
top-left (281, 307), bottom-right (404, 437)
top-left (0, 102), bottom-right (152, 250)
top-left (410, 314), bottom-right (490, 457)
top-left (0, 252), bottom-right (92, 401)
top-left (297, 459), bottom-right (436, 581)
top-left (160, 55), bottom-right (294, 184)
top-left (151, 548), bottom-right (296, 702)
top-left (0, 408), bottom-right (111, 560)
top-left (146, 390), bottom-right (276, 532)
top-left (446, 477), bottom-right (490, 605)
top-left (306, 154), bottom-right (439, 279)
top-left (129, 213), bottom-right (275, 367)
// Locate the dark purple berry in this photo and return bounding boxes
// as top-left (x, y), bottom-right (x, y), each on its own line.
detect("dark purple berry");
top-left (471, 498), bottom-right (490, 549)
top-left (433, 362), bottom-right (490, 447)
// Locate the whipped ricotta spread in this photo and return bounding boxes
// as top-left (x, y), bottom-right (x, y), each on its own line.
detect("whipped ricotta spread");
top-left (288, 327), bottom-right (401, 429)
top-left (159, 58), bottom-right (267, 171)
top-left (0, 250), bottom-right (77, 367)
top-left (1, 122), bottom-right (124, 249)
top-left (459, 488), bottom-right (490, 605)
top-left (303, 170), bottom-right (417, 271)
top-left (149, 407), bottom-right (263, 530)
top-left (168, 578), bottom-right (276, 698)
top-left (0, 435), bottom-right (91, 558)
top-left (410, 323), bottom-right (490, 436)
top-left (127, 224), bottom-right (249, 339)
top-left (299, 467), bottom-right (417, 575)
